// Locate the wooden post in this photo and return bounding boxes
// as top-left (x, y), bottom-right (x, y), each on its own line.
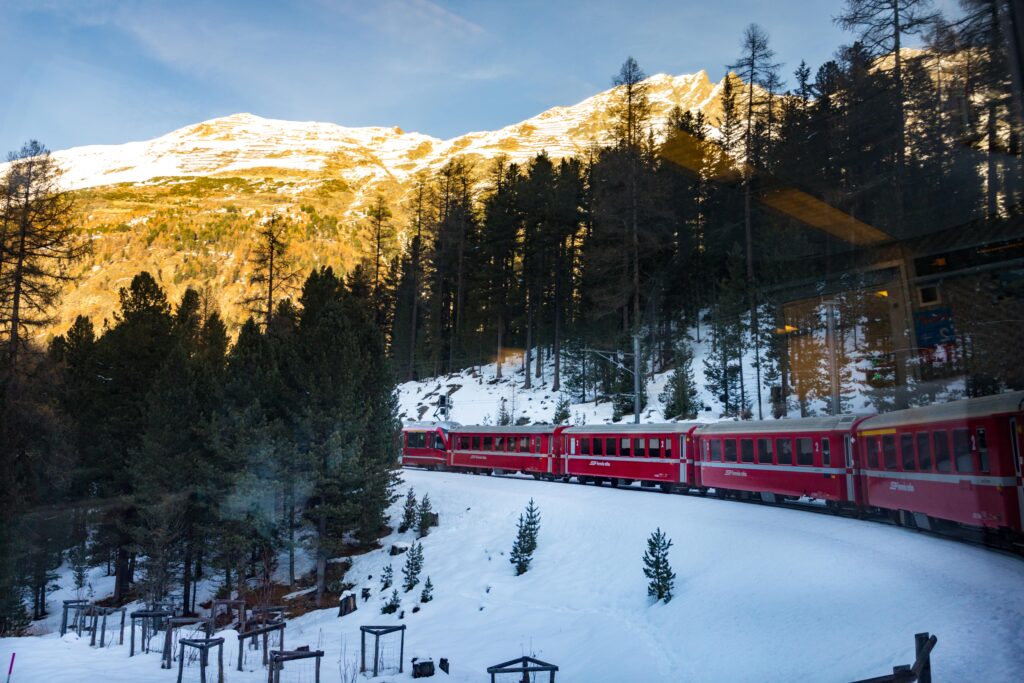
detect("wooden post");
top-left (399, 628), bottom-right (405, 673)
top-left (315, 652), bottom-right (321, 683)
top-left (263, 630), bottom-right (269, 666)
top-left (119, 609), bottom-right (126, 645)
top-left (89, 611), bottom-right (98, 646)
top-left (100, 612), bottom-right (108, 648)
top-left (916, 632), bottom-right (932, 683)
top-left (237, 633), bottom-right (244, 672)
top-left (130, 617), bottom-right (136, 656)
top-left (163, 625), bottom-right (173, 669)
top-left (200, 643), bottom-right (208, 683)
top-left (218, 641), bottom-right (224, 683)
top-left (374, 634), bottom-right (380, 676)
top-left (360, 629), bottom-right (366, 673)
top-left (176, 642), bottom-right (185, 683)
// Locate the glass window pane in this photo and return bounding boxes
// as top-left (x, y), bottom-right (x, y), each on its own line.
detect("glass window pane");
top-left (916, 433), bottom-right (932, 471)
top-left (620, 438), bottom-right (631, 456)
top-left (606, 438), bottom-right (617, 456)
top-left (580, 438), bottom-right (590, 455)
top-left (408, 432), bottom-right (426, 448)
top-left (483, 436), bottom-right (493, 451)
top-left (495, 436), bottom-right (504, 451)
top-left (953, 428), bottom-right (971, 472)
top-left (520, 436), bottom-right (530, 451)
top-left (797, 438), bottom-right (813, 466)
top-left (757, 438), bottom-right (773, 464)
top-left (724, 439), bottom-right (737, 462)
top-left (867, 438), bottom-right (879, 469)
top-left (648, 438), bottom-right (661, 458)
top-left (822, 439), bottom-right (831, 467)
top-left (883, 435), bottom-right (897, 470)
top-left (664, 438), bottom-right (673, 458)
top-left (900, 433), bottom-right (915, 471)
top-left (777, 438), bottom-right (792, 465)
top-left (977, 428), bottom-right (989, 473)
top-left (593, 438), bottom-right (603, 456)
top-left (710, 440), bottom-right (722, 462)
top-left (633, 438), bottom-right (645, 457)
top-left (740, 439), bottom-right (754, 463)
top-left (934, 431), bottom-right (951, 472)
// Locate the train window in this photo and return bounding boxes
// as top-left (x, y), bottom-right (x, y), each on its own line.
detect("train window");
top-left (797, 438), bottom-right (813, 466)
top-left (916, 433), bottom-right (932, 471)
top-left (882, 435), bottom-right (897, 470)
top-left (900, 433), bottom-right (915, 471)
top-left (822, 439), bottom-right (831, 467)
top-left (648, 438), bottom-right (661, 458)
top-left (664, 438), bottom-right (673, 458)
top-left (709, 440), bottom-right (722, 462)
top-left (459, 435), bottom-right (471, 450)
top-left (934, 430), bottom-right (951, 472)
top-left (606, 438), bottom-right (617, 456)
top-left (593, 438), bottom-right (603, 456)
top-left (494, 436), bottom-right (504, 451)
top-left (953, 428), bottom-right (972, 473)
top-left (473, 436), bottom-right (482, 450)
top-left (777, 438), bottom-right (793, 465)
top-left (407, 432), bottom-right (426, 448)
top-left (620, 438), bottom-right (631, 457)
top-left (757, 438), bottom-right (773, 464)
top-left (580, 438), bottom-right (590, 455)
top-left (483, 436), bottom-right (493, 451)
top-left (977, 428), bottom-right (989, 473)
top-left (432, 433), bottom-right (446, 449)
top-left (866, 438), bottom-right (879, 469)
top-left (740, 439), bottom-right (754, 463)
top-left (520, 436), bottom-right (531, 451)
top-left (633, 438), bottom-right (645, 457)
top-left (724, 439), bottom-right (737, 462)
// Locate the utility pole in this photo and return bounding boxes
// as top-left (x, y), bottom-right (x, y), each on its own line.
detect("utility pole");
top-left (633, 334), bottom-right (641, 424)
top-left (824, 300), bottom-right (840, 416)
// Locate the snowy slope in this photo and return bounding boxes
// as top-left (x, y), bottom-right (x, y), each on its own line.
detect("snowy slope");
top-left (4, 469), bottom-right (1024, 682)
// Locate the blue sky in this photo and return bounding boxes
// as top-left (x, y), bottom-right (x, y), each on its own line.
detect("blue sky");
top-left (0, 0), bottom-right (952, 153)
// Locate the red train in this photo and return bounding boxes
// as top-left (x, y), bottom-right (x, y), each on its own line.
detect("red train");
top-left (401, 391), bottom-right (1024, 543)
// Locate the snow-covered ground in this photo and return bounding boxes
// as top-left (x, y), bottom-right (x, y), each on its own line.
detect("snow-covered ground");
top-left (5, 469), bottom-right (1024, 682)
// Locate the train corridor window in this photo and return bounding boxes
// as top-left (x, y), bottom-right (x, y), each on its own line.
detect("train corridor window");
top-left (709, 440), bottom-right (722, 461)
top-left (916, 433), bottom-right (932, 471)
top-left (797, 438), bottom-right (814, 466)
top-left (822, 439), bottom-right (831, 467)
top-left (483, 436), bottom-right (494, 451)
top-left (580, 438), bottom-right (590, 455)
top-left (900, 434), bottom-right (915, 471)
top-left (866, 438), bottom-right (879, 469)
top-left (664, 438), bottom-right (673, 458)
top-left (519, 436), bottom-right (531, 452)
top-left (407, 432), bottom-right (426, 448)
top-left (934, 431), bottom-right (951, 472)
top-left (649, 438), bottom-right (662, 458)
top-left (606, 438), bottom-right (617, 456)
top-left (741, 439), bottom-right (754, 463)
top-left (977, 428), bottom-right (989, 473)
top-left (620, 438), bottom-right (631, 457)
top-left (724, 439), bottom-right (737, 462)
top-left (495, 436), bottom-right (505, 451)
top-left (757, 438), bottom-right (773, 464)
top-left (883, 435), bottom-right (898, 470)
top-left (593, 438), bottom-right (604, 456)
top-left (777, 438), bottom-right (793, 465)
top-left (633, 438), bottom-right (645, 457)
top-left (953, 428), bottom-right (972, 473)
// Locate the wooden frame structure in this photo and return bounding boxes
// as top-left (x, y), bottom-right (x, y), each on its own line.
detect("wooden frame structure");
top-left (487, 656), bottom-right (559, 683)
top-left (359, 624), bottom-right (406, 676)
top-left (268, 649), bottom-right (324, 683)
top-left (161, 616), bottom-right (213, 669)
top-left (129, 609), bottom-right (172, 656)
top-left (236, 621), bottom-right (286, 672)
top-left (210, 599), bottom-right (247, 631)
top-left (175, 637), bottom-right (225, 683)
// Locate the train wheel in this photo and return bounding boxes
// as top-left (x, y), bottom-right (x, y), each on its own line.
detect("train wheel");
top-left (698, 487), bottom-right (708, 497)
top-left (660, 483), bottom-right (673, 493)
top-left (610, 478), bottom-right (620, 488)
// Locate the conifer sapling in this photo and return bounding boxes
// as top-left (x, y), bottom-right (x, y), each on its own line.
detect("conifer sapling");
top-left (380, 564), bottom-right (393, 591)
top-left (417, 494), bottom-right (434, 538)
top-left (400, 488), bottom-right (417, 533)
top-left (642, 527), bottom-right (676, 603)
top-left (402, 542), bottom-right (423, 592)
top-left (381, 589), bottom-right (400, 615)
top-left (420, 576), bottom-right (434, 603)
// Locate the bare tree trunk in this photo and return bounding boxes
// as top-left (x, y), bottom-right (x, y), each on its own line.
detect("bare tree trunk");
top-left (524, 294), bottom-right (533, 390)
top-left (315, 515), bottom-right (327, 608)
top-left (495, 312), bottom-right (503, 379)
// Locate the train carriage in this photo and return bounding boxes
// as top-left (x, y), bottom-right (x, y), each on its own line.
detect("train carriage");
top-left (449, 425), bottom-right (566, 477)
top-left (695, 415), bottom-right (868, 503)
top-left (562, 423), bottom-right (703, 489)
top-left (401, 421), bottom-right (456, 469)
top-left (854, 391), bottom-right (1024, 533)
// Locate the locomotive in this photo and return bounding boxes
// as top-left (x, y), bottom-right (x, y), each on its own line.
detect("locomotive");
top-left (400, 391), bottom-right (1024, 545)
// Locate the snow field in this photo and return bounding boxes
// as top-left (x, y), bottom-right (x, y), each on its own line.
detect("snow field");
top-left (5, 468), bottom-right (1024, 682)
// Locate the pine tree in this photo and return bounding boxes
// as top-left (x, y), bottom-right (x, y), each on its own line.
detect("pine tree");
top-left (509, 513), bottom-right (532, 576)
top-left (381, 589), bottom-right (400, 615)
top-left (552, 396), bottom-right (571, 425)
top-left (420, 576), bottom-right (433, 603)
top-left (497, 398), bottom-right (512, 425)
top-left (402, 542), bottom-right (423, 592)
top-left (416, 494), bottom-right (433, 538)
top-left (399, 488), bottom-right (417, 533)
top-left (660, 343), bottom-right (700, 419)
top-left (642, 527), bottom-right (676, 603)
top-left (523, 498), bottom-right (540, 554)
top-left (380, 564), bottom-right (393, 591)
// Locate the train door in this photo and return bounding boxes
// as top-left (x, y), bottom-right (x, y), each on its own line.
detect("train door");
top-left (844, 434), bottom-right (858, 504)
top-left (1011, 417), bottom-right (1023, 530)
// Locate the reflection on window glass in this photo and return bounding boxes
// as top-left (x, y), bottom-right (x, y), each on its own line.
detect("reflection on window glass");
top-left (648, 438), bottom-right (661, 458)
top-left (900, 433), bottom-right (915, 471)
top-left (757, 438), bottom-right (773, 464)
top-left (593, 438), bottom-right (603, 456)
top-left (407, 432), bottom-right (426, 448)
top-left (724, 439), bottom-right (737, 462)
top-left (883, 435), bottom-right (897, 470)
top-left (953, 429), bottom-right (972, 473)
top-left (977, 428), bottom-right (989, 473)
top-left (916, 433), bottom-right (932, 471)
top-left (822, 439), bottom-right (830, 467)
top-left (740, 439), bottom-right (754, 463)
top-left (620, 438), bottom-right (631, 457)
top-left (606, 438), bottom-right (617, 456)
top-left (710, 440), bottom-right (721, 462)
top-left (797, 438), bottom-right (813, 466)
top-left (777, 438), bottom-right (792, 465)
top-left (934, 431), bottom-right (951, 473)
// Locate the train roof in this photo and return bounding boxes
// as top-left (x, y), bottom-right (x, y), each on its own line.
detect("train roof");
top-left (403, 420), bottom-right (461, 431)
top-left (856, 390), bottom-right (1024, 430)
top-left (696, 414), bottom-right (865, 435)
top-left (451, 424), bottom-right (555, 435)
top-left (563, 422), bottom-right (704, 434)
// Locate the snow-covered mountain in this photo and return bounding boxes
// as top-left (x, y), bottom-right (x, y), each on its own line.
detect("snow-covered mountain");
top-left (51, 71), bottom-right (725, 193)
